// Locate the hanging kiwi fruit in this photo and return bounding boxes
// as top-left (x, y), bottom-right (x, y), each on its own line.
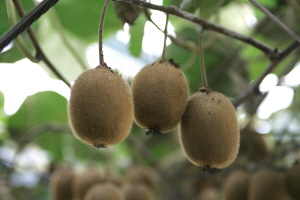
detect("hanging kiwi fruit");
top-left (123, 184), bottom-right (154, 200)
top-left (222, 170), bottom-right (250, 200)
top-left (248, 169), bottom-right (288, 200)
top-left (50, 166), bottom-right (74, 200)
top-left (180, 29), bottom-right (239, 174)
top-left (68, 0), bottom-right (134, 148)
top-left (83, 183), bottom-right (125, 200)
top-left (72, 167), bottom-right (104, 200)
top-left (132, 14), bottom-right (189, 136)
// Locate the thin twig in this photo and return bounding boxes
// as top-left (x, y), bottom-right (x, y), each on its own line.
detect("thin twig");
top-left (99, 0), bottom-right (111, 66)
top-left (233, 41), bottom-right (300, 107)
top-left (161, 13), bottom-right (169, 60)
top-left (119, 0), bottom-right (275, 56)
top-left (199, 28), bottom-right (208, 88)
top-left (5, 0), bottom-right (38, 63)
top-left (11, 0), bottom-right (71, 88)
top-left (48, 9), bottom-right (89, 70)
top-left (249, 0), bottom-right (300, 44)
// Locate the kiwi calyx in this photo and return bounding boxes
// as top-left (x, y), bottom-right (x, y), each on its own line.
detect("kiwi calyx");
top-left (199, 87), bottom-right (212, 94)
top-left (202, 165), bottom-right (221, 175)
top-left (96, 64), bottom-right (114, 73)
top-left (145, 126), bottom-right (162, 136)
top-left (94, 144), bottom-right (107, 148)
top-left (168, 58), bottom-right (180, 68)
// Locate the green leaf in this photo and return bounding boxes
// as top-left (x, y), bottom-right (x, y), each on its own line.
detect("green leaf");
top-left (7, 91), bottom-right (68, 141)
top-left (0, 45), bottom-right (24, 63)
top-left (54, 0), bottom-right (122, 43)
top-left (129, 14), bottom-right (146, 57)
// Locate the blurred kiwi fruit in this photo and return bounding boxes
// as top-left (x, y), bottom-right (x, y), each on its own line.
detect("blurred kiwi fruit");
top-left (125, 166), bottom-right (157, 192)
top-left (83, 183), bottom-right (124, 200)
top-left (132, 59), bottom-right (189, 136)
top-left (248, 169), bottom-right (288, 200)
top-left (72, 167), bottom-right (104, 200)
top-left (222, 170), bottom-right (250, 200)
top-left (238, 128), bottom-right (268, 163)
top-left (50, 166), bottom-right (74, 200)
top-left (123, 184), bottom-right (154, 200)
top-left (285, 161), bottom-right (300, 199)
top-left (180, 88), bottom-right (239, 174)
top-left (68, 66), bottom-right (133, 148)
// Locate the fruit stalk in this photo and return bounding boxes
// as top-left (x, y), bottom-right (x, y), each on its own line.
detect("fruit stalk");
top-left (199, 28), bottom-right (209, 88)
top-left (99, 0), bottom-right (111, 66)
top-left (161, 13), bottom-right (169, 60)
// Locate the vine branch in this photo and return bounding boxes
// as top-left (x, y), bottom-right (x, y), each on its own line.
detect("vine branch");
top-left (233, 41), bottom-right (300, 107)
top-left (99, 0), bottom-right (111, 66)
top-left (119, 0), bottom-right (275, 57)
top-left (9, 0), bottom-right (71, 88)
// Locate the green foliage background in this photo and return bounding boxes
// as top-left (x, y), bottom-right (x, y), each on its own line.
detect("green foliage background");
top-left (0, 0), bottom-right (299, 199)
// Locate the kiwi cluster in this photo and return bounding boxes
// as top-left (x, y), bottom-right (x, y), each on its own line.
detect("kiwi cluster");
top-left (49, 165), bottom-right (158, 200)
top-left (72, 167), bottom-right (105, 200)
top-left (132, 59), bottom-right (189, 136)
top-left (180, 88), bottom-right (239, 174)
top-left (68, 66), bottom-right (133, 148)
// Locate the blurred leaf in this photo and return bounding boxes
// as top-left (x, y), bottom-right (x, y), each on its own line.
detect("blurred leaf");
top-left (8, 91), bottom-right (68, 141)
top-left (54, 0), bottom-right (122, 43)
top-left (0, 45), bottom-right (24, 63)
top-left (129, 14), bottom-right (146, 57)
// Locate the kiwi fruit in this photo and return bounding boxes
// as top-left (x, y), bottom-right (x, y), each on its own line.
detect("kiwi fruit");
top-left (50, 166), bottom-right (74, 200)
top-left (180, 88), bottom-right (239, 174)
top-left (123, 184), bottom-right (154, 200)
top-left (68, 66), bottom-right (134, 148)
top-left (131, 59), bottom-right (189, 135)
top-left (248, 169), bottom-right (288, 200)
top-left (72, 167), bottom-right (104, 200)
top-left (238, 129), bottom-right (268, 163)
top-left (222, 170), bottom-right (250, 200)
top-left (285, 162), bottom-right (300, 199)
top-left (83, 183), bottom-right (124, 200)
top-left (125, 166), bottom-right (156, 192)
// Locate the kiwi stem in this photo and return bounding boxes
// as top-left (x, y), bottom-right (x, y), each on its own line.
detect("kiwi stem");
top-left (199, 27), bottom-right (209, 88)
top-left (98, 0), bottom-right (111, 66)
top-left (161, 13), bottom-right (169, 61)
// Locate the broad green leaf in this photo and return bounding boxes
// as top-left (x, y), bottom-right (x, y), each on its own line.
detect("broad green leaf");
top-left (0, 45), bottom-right (24, 63)
top-left (129, 14), bottom-right (146, 57)
top-left (54, 0), bottom-right (122, 43)
top-left (8, 91), bottom-right (68, 141)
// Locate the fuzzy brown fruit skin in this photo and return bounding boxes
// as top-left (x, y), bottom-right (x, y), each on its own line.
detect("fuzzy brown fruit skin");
top-left (180, 89), bottom-right (239, 172)
top-left (125, 166), bottom-right (157, 192)
top-left (285, 162), bottom-right (300, 199)
top-left (132, 60), bottom-right (189, 135)
top-left (239, 129), bottom-right (268, 163)
top-left (72, 168), bottom-right (104, 200)
top-left (123, 184), bottom-right (154, 200)
top-left (68, 66), bottom-right (134, 148)
top-left (50, 166), bottom-right (74, 200)
top-left (222, 170), bottom-right (250, 200)
top-left (83, 183), bottom-right (124, 200)
top-left (248, 169), bottom-right (288, 200)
